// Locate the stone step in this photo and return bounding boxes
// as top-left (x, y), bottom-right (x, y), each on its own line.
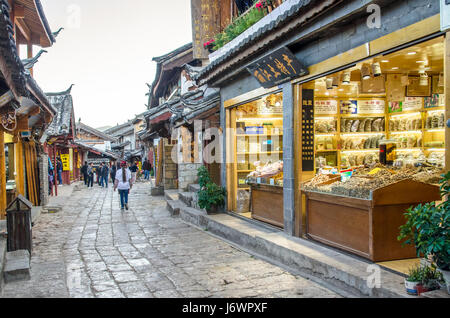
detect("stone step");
top-left (3, 250), bottom-right (31, 284)
top-left (166, 200), bottom-right (185, 217)
top-left (179, 192), bottom-right (194, 207)
top-left (177, 206), bottom-right (413, 298)
top-left (188, 184), bottom-right (200, 193)
top-left (164, 190), bottom-right (179, 202)
top-left (151, 186), bottom-right (164, 196)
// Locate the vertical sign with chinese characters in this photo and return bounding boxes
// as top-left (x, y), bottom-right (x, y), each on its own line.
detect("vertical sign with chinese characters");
top-left (247, 47), bottom-right (309, 88)
top-left (191, 0), bottom-right (221, 60)
top-left (302, 89), bottom-right (315, 172)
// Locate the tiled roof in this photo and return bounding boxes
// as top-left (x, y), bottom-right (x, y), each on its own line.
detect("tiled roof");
top-left (195, 0), bottom-right (334, 84)
top-left (0, 0), bottom-right (55, 116)
top-left (45, 85), bottom-right (74, 137)
top-left (76, 122), bottom-right (117, 142)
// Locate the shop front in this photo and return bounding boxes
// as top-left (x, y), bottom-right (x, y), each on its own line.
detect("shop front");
top-left (226, 91), bottom-right (285, 227)
top-left (299, 35), bottom-right (446, 262)
top-left (197, 0), bottom-right (447, 270)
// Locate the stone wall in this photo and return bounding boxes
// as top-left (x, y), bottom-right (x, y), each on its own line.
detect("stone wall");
top-left (163, 141), bottom-right (177, 190)
top-left (39, 154), bottom-right (49, 206)
top-left (178, 163), bottom-right (202, 191)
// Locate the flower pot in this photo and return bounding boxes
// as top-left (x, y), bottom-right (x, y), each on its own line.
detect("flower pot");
top-left (416, 284), bottom-right (429, 295)
top-left (405, 279), bottom-right (420, 296)
top-left (438, 268), bottom-right (450, 295)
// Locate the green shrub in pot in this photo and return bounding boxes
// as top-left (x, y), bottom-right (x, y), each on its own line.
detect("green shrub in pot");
top-left (197, 167), bottom-right (226, 213)
top-left (398, 172), bottom-right (450, 294)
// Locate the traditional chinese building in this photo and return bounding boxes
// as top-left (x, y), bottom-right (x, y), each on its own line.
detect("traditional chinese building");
top-left (0, 0), bottom-right (58, 216)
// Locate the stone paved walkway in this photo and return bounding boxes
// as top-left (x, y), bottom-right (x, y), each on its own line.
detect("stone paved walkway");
top-left (1, 182), bottom-right (340, 298)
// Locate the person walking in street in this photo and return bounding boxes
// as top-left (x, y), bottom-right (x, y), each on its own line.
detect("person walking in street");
top-left (101, 163), bottom-right (109, 188)
top-left (110, 162), bottom-right (117, 184)
top-left (114, 161), bottom-right (132, 211)
top-left (143, 159), bottom-right (151, 181)
top-left (56, 157), bottom-right (63, 185)
top-left (130, 161), bottom-right (138, 184)
top-left (87, 163), bottom-right (94, 188)
top-left (81, 161), bottom-right (88, 185)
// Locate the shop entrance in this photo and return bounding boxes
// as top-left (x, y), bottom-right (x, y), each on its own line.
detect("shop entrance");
top-left (298, 36), bottom-right (446, 274)
top-left (227, 92), bottom-right (285, 228)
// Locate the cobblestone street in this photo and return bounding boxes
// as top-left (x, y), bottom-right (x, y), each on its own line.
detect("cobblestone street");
top-left (1, 182), bottom-right (340, 298)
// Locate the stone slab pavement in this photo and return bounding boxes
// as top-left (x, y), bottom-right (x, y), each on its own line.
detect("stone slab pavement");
top-left (0, 182), bottom-right (340, 298)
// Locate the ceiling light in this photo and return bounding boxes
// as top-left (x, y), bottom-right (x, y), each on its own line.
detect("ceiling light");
top-left (392, 67), bottom-right (399, 70)
top-left (372, 62), bottom-right (382, 77)
top-left (326, 78), bottom-right (333, 90)
top-left (342, 72), bottom-right (351, 84)
top-left (407, 52), bottom-right (417, 55)
top-left (420, 73), bottom-right (429, 86)
top-left (381, 60), bottom-right (389, 63)
top-left (361, 64), bottom-right (371, 80)
top-left (332, 76), bottom-right (339, 87)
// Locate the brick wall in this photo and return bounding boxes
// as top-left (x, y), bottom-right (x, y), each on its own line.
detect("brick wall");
top-left (178, 163), bottom-right (202, 191)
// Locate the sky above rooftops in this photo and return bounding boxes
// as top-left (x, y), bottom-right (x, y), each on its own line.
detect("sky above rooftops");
top-left (28, 0), bottom-right (192, 129)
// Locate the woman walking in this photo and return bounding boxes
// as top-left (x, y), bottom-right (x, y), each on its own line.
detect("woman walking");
top-left (114, 161), bottom-right (132, 211)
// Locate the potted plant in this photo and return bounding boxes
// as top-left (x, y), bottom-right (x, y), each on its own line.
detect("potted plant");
top-left (405, 265), bottom-right (422, 296)
top-left (398, 172), bottom-right (450, 294)
top-left (197, 166), bottom-right (226, 214)
top-left (405, 265), bottom-right (444, 296)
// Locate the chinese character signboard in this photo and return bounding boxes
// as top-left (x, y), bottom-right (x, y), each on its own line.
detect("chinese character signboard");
top-left (302, 89), bottom-right (315, 172)
top-left (247, 47), bottom-right (309, 88)
top-left (61, 154), bottom-right (70, 171)
top-left (191, 0), bottom-right (221, 60)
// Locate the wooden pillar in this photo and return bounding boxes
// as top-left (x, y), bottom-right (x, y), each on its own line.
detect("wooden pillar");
top-left (445, 33), bottom-right (450, 172)
top-left (0, 132), bottom-right (7, 219)
top-left (14, 137), bottom-right (25, 196)
top-left (53, 145), bottom-right (58, 196)
top-left (27, 43), bottom-right (33, 77)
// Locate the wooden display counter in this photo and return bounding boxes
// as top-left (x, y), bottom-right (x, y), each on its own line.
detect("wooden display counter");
top-left (303, 179), bottom-right (440, 262)
top-left (250, 183), bottom-right (284, 228)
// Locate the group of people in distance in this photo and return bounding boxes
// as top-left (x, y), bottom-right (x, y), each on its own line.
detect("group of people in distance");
top-left (80, 159), bottom-right (152, 210)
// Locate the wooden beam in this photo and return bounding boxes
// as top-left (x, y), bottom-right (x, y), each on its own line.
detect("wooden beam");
top-left (15, 137), bottom-right (25, 196)
top-left (15, 18), bottom-right (31, 42)
top-left (0, 90), bottom-right (14, 108)
top-left (13, 4), bottom-right (25, 18)
top-left (0, 132), bottom-right (6, 219)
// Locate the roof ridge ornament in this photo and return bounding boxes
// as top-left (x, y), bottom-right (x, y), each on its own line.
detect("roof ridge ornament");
top-left (22, 49), bottom-right (48, 70)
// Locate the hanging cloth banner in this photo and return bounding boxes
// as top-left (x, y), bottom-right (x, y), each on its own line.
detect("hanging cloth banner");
top-left (247, 47), bottom-right (309, 88)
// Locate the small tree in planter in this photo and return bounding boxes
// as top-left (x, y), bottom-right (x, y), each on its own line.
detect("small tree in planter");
top-left (398, 172), bottom-right (450, 294)
top-left (197, 166), bottom-right (226, 214)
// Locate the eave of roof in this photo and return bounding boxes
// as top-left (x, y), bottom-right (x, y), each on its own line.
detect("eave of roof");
top-left (195, 0), bottom-right (340, 85)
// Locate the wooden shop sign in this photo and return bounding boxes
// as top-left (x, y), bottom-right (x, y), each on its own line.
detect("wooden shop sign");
top-left (247, 47), bottom-right (308, 88)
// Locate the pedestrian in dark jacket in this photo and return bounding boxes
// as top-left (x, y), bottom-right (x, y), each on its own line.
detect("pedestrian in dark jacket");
top-left (87, 163), bottom-right (94, 188)
top-left (56, 157), bottom-right (63, 185)
top-left (110, 162), bottom-right (117, 183)
top-left (101, 163), bottom-right (109, 188)
top-left (143, 159), bottom-right (151, 180)
top-left (81, 162), bottom-right (88, 185)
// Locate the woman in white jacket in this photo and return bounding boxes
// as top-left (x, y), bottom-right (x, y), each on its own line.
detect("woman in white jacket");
top-left (114, 161), bottom-right (133, 211)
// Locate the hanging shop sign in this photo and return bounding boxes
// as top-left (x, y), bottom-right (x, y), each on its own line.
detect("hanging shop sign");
top-left (315, 100), bottom-right (338, 115)
top-left (302, 89), bottom-right (315, 172)
top-left (247, 47), bottom-right (308, 88)
top-left (61, 154), bottom-right (70, 171)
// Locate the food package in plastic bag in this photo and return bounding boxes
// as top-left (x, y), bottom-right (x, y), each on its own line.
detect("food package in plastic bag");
top-left (236, 189), bottom-right (250, 214)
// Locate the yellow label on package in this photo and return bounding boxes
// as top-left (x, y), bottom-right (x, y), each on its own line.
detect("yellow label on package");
top-left (368, 168), bottom-right (381, 175)
top-left (239, 179), bottom-right (246, 185)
